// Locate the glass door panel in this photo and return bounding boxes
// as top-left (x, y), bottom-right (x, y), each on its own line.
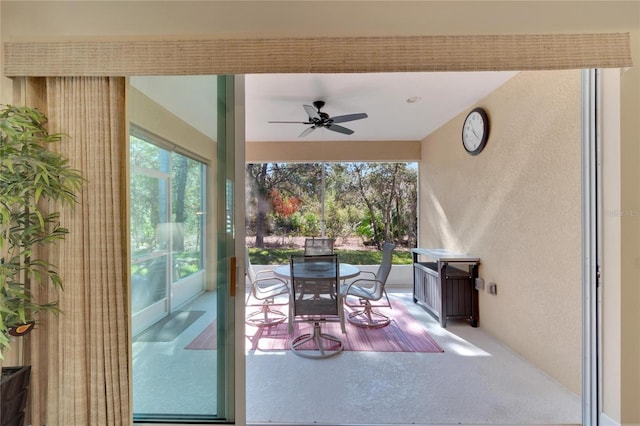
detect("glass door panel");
top-left (129, 75), bottom-right (234, 423)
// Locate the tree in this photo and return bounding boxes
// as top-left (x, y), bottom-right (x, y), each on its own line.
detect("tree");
top-left (347, 163), bottom-right (417, 247)
top-left (246, 163), bottom-right (269, 247)
top-left (246, 163), bottom-right (317, 247)
top-left (172, 155), bottom-right (188, 251)
top-left (350, 163), bottom-right (397, 247)
top-left (245, 162), bottom-right (418, 249)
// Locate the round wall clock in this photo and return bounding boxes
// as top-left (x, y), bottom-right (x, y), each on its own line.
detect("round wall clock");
top-left (462, 107), bottom-right (489, 155)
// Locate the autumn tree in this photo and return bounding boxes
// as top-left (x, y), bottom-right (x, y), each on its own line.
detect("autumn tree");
top-left (246, 163), bottom-right (318, 247)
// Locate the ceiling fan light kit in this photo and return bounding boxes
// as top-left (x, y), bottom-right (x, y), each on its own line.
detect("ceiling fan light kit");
top-left (268, 100), bottom-right (368, 137)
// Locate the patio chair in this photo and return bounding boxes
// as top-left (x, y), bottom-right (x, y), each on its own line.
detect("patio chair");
top-left (289, 254), bottom-right (344, 358)
top-left (341, 241), bottom-right (395, 327)
top-left (304, 237), bottom-right (335, 256)
top-left (245, 246), bottom-right (290, 327)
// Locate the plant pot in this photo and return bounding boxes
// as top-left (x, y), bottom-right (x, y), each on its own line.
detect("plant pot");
top-left (1, 366), bottom-right (31, 426)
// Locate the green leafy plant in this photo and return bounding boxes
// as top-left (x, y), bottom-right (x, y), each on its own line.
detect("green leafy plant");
top-left (0, 105), bottom-right (83, 358)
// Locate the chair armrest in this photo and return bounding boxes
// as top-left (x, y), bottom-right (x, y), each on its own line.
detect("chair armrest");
top-left (342, 270), bottom-right (375, 288)
top-left (357, 270), bottom-right (376, 279)
top-left (342, 278), bottom-right (383, 295)
top-left (254, 268), bottom-right (275, 278)
top-left (254, 275), bottom-right (288, 286)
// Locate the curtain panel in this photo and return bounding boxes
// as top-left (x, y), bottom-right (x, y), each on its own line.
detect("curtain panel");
top-left (24, 77), bottom-right (130, 426)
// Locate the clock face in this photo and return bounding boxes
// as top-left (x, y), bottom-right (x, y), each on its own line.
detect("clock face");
top-left (462, 108), bottom-right (489, 155)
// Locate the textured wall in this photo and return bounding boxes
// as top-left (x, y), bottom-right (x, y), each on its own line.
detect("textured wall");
top-left (419, 70), bottom-right (582, 393)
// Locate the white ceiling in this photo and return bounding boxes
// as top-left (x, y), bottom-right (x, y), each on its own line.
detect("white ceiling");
top-left (131, 71), bottom-right (518, 143)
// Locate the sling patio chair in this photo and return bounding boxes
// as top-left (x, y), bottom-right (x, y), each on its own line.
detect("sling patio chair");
top-left (304, 237), bottom-right (335, 256)
top-left (245, 246), bottom-right (290, 327)
top-left (341, 241), bottom-right (395, 328)
top-left (289, 254), bottom-right (344, 359)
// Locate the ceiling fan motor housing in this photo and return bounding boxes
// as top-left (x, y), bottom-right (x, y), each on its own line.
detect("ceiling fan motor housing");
top-left (317, 112), bottom-right (330, 122)
top-left (313, 100), bottom-right (326, 110)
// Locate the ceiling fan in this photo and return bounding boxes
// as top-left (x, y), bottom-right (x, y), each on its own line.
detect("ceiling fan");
top-left (268, 100), bottom-right (368, 138)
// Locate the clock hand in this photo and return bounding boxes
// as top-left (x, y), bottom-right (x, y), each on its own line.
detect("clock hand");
top-left (471, 126), bottom-right (481, 140)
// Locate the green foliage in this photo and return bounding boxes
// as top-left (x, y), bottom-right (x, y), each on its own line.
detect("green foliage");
top-left (0, 105), bottom-right (83, 358)
top-left (355, 222), bottom-right (373, 240)
top-left (285, 211), bottom-right (305, 234)
top-left (355, 211), bottom-right (379, 240)
top-left (276, 210), bottom-right (322, 237)
top-left (174, 251), bottom-right (201, 279)
top-left (247, 247), bottom-right (413, 265)
top-left (177, 263), bottom-right (200, 278)
top-left (324, 196), bottom-right (357, 239)
top-left (246, 162), bottom-right (418, 248)
top-left (302, 212), bottom-right (320, 236)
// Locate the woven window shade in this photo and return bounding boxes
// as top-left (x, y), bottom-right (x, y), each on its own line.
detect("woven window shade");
top-left (4, 33), bottom-right (632, 77)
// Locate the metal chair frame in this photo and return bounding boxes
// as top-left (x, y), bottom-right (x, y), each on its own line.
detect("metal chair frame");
top-left (289, 254), bottom-right (344, 359)
top-left (245, 247), bottom-right (290, 327)
top-left (303, 237), bottom-right (335, 256)
top-left (342, 242), bottom-right (395, 328)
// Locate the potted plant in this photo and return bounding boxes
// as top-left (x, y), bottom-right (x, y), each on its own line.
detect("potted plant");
top-left (0, 104), bottom-right (83, 425)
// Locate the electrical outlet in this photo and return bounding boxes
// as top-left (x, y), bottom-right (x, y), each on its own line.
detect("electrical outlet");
top-left (488, 282), bottom-right (497, 295)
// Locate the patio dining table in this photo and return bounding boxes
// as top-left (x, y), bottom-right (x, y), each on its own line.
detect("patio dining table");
top-left (273, 262), bottom-right (360, 333)
top-left (272, 262), bottom-right (360, 282)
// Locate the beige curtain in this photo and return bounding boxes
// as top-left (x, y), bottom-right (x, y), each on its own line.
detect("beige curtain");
top-left (24, 77), bottom-right (130, 426)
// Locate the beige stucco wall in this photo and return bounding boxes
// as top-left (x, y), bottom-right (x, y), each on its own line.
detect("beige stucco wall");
top-left (128, 87), bottom-right (215, 162)
top-left (246, 140), bottom-right (421, 163)
top-left (1, 1), bottom-right (639, 424)
top-left (419, 69), bottom-right (582, 393)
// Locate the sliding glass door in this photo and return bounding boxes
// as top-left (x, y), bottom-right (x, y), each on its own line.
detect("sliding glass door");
top-left (130, 134), bottom-right (206, 335)
top-left (128, 75), bottom-right (236, 423)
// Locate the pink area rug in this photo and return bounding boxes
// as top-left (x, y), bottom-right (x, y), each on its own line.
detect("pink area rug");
top-left (185, 320), bottom-right (217, 350)
top-left (186, 300), bottom-right (443, 353)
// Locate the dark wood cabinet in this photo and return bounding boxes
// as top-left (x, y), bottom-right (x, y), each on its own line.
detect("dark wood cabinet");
top-left (412, 249), bottom-right (480, 328)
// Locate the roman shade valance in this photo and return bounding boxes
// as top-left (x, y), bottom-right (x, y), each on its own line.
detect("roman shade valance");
top-left (4, 33), bottom-right (632, 76)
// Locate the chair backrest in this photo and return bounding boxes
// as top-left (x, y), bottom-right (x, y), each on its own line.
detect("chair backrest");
top-left (375, 242), bottom-right (395, 286)
top-left (290, 254), bottom-right (340, 317)
top-left (304, 238), bottom-right (334, 256)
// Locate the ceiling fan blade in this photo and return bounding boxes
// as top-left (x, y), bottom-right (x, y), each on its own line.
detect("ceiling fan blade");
top-left (268, 120), bottom-right (312, 124)
top-left (326, 124), bottom-right (354, 135)
top-left (330, 113), bottom-right (368, 124)
top-left (299, 126), bottom-right (316, 138)
top-left (303, 104), bottom-right (320, 120)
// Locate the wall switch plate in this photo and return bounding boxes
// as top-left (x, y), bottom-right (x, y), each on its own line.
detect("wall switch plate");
top-left (475, 278), bottom-right (484, 290)
top-left (488, 283), bottom-right (497, 295)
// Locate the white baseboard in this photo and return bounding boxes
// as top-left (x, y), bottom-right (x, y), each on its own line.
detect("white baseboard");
top-left (601, 412), bottom-right (621, 426)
